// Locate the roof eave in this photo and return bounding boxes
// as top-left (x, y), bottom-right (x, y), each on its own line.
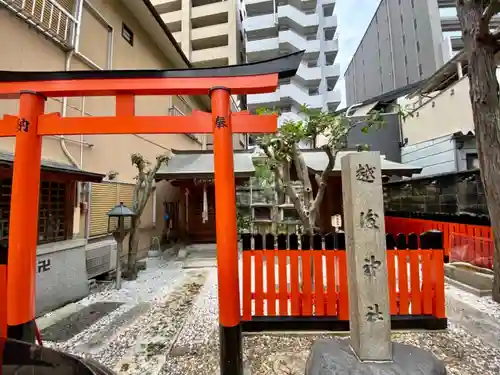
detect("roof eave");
top-left (0, 161), bottom-right (104, 182)
top-left (156, 171), bottom-right (254, 181)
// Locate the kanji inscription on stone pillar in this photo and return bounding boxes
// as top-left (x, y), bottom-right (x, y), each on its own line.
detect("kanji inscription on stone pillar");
top-left (341, 151), bottom-right (392, 361)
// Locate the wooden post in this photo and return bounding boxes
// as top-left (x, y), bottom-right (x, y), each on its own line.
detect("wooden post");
top-left (7, 91), bottom-right (45, 342)
top-left (341, 151), bottom-right (392, 361)
top-left (210, 87), bottom-right (243, 375)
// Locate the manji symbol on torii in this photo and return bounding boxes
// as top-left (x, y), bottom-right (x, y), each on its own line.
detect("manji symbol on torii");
top-left (0, 50), bottom-right (305, 375)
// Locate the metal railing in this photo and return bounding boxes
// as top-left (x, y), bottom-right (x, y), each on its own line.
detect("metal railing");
top-left (0, 0), bottom-right (79, 48)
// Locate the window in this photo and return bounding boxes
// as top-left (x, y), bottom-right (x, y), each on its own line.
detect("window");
top-left (413, 19), bottom-right (417, 30)
top-left (404, 55), bottom-right (408, 65)
top-left (418, 63), bottom-right (423, 76)
top-left (402, 35), bottom-right (406, 45)
top-left (411, 0), bottom-right (414, 7)
top-left (400, 14), bottom-right (403, 24)
top-left (416, 41), bottom-right (420, 52)
top-left (0, 178), bottom-right (72, 245)
top-left (122, 23), bottom-right (134, 46)
top-left (38, 181), bottom-right (69, 243)
top-left (466, 153), bottom-right (480, 170)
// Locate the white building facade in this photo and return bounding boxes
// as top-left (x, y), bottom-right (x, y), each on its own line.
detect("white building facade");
top-left (242, 0), bottom-right (340, 121)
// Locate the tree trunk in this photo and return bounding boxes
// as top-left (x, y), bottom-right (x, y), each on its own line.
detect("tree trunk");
top-left (125, 218), bottom-right (140, 280)
top-left (457, 0), bottom-right (500, 301)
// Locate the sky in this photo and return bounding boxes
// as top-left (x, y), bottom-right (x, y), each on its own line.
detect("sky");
top-left (334, 0), bottom-right (382, 109)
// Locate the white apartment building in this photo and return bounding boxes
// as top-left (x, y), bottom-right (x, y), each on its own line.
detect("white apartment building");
top-left (242, 0), bottom-right (341, 121)
top-left (152, 0), bottom-right (244, 67)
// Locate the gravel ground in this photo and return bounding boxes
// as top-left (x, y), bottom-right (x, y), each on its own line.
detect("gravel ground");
top-left (171, 269), bottom-right (219, 356)
top-left (38, 255), bottom-right (500, 375)
top-left (446, 283), bottom-right (500, 321)
top-left (42, 258), bottom-right (192, 361)
top-left (112, 271), bottom-right (206, 373)
top-left (161, 321), bottom-right (500, 375)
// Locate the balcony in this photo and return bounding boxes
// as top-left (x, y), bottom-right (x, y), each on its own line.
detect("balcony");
top-left (246, 37), bottom-right (279, 62)
top-left (277, 0), bottom-right (318, 12)
top-left (247, 83), bottom-right (324, 111)
top-left (0, 0), bottom-right (78, 48)
top-left (161, 11), bottom-right (181, 32)
top-left (191, 1), bottom-right (228, 27)
top-left (280, 29), bottom-right (320, 60)
top-left (246, 30), bottom-right (320, 62)
top-left (277, 5), bottom-right (319, 34)
top-left (325, 90), bottom-right (341, 112)
top-left (324, 63), bottom-right (340, 87)
top-left (192, 23), bottom-right (228, 40)
top-left (323, 14), bottom-right (337, 37)
top-left (244, 13), bottom-right (277, 40)
top-left (325, 38), bottom-right (339, 65)
top-left (153, 0), bottom-right (181, 13)
top-left (322, 0), bottom-right (335, 17)
top-left (245, 0), bottom-right (274, 17)
top-left (295, 63), bottom-right (322, 87)
top-left (191, 45), bottom-right (229, 66)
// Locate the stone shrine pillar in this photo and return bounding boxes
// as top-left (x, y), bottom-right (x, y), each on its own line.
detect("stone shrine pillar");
top-left (341, 151), bottom-right (391, 361)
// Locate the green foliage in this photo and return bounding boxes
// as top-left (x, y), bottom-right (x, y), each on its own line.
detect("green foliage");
top-left (236, 211), bottom-right (251, 233)
top-left (254, 163), bottom-right (274, 184)
top-left (256, 106), bottom-right (384, 161)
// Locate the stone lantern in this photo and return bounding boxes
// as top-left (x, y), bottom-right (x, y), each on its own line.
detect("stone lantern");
top-left (107, 202), bottom-right (136, 290)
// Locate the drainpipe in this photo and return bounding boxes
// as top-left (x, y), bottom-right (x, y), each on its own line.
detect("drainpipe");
top-left (59, 0), bottom-right (84, 169)
top-left (61, 50), bottom-right (80, 169)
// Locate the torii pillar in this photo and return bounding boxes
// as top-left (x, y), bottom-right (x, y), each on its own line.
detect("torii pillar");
top-left (0, 51), bottom-right (304, 375)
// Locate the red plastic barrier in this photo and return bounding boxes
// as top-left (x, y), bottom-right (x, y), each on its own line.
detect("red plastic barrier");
top-left (385, 216), bottom-right (493, 267)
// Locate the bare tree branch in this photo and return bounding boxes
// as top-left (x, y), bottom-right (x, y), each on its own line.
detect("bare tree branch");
top-left (131, 153), bottom-right (169, 217)
top-left (311, 145), bottom-right (337, 215)
top-left (261, 144), bottom-right (310, 229)
top-left (482, 0), bottom-right (500, 31)
top-left (292, 145), bottom-right (314, 216)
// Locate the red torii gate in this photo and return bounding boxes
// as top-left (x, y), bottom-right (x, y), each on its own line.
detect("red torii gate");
top-left (0, 51), bottom-right (303, 375)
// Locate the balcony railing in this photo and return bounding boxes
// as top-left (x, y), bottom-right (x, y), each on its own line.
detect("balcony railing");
top-left (0, 0), bottom-right (79, 48)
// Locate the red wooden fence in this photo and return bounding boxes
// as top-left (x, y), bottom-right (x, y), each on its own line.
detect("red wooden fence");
top-left (241, 232), bottom-right (446, 331)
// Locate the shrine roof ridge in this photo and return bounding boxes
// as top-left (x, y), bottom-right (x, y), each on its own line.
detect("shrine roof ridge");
top-left (0, 51), bottom-right (304, 82)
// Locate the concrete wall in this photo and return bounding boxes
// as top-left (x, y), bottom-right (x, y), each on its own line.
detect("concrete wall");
top-left (400, 77), bottom-right (473, 145)
top-left (316, 113), bottom-right (402, 162)
top-left (344, 0), bottom-right (443, 106)
top-left (348, 113), bottom-right (402, 163)
top-left (36, 240), bottom-right (89, 317)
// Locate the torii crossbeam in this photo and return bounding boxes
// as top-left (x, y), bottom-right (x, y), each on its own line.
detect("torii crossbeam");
top-left (0, 51), bottom-right (303, 375)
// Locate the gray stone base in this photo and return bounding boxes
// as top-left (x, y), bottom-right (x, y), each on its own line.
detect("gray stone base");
top-left (305, 338), bottom-right (446, 375)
